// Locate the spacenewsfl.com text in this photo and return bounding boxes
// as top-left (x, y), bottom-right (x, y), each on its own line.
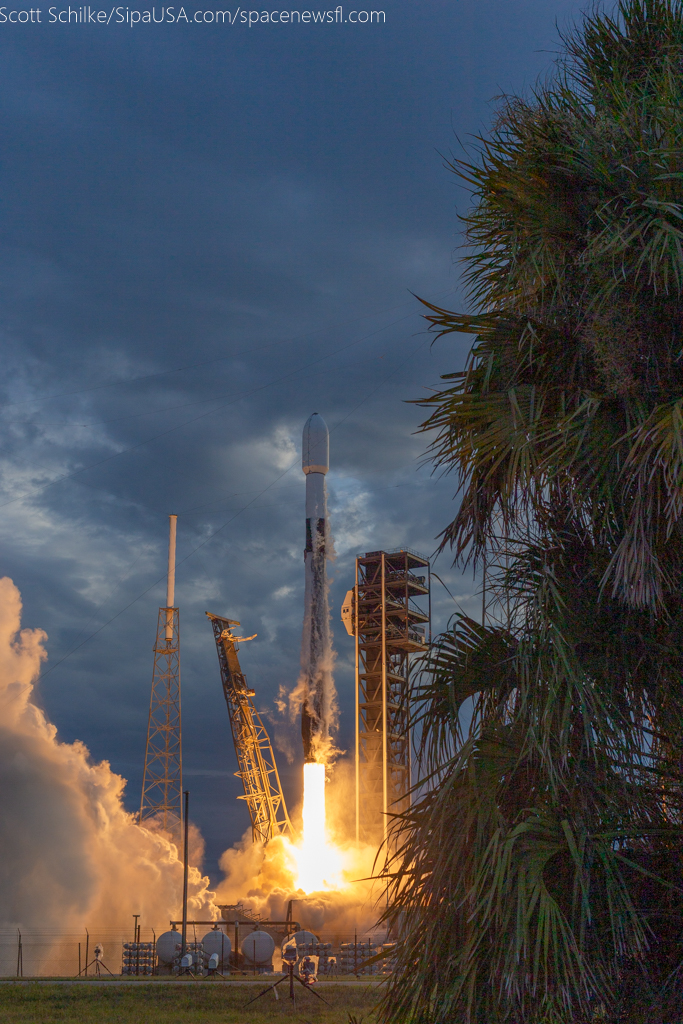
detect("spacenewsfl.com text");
top-left (0, 5), bottom-right (385, 24)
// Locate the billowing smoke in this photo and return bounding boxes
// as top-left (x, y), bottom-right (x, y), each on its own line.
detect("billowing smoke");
top-left (215, 830), bottom-right (381, 942)
top-left (0, 577), bottom-right (215, 935)
top-left (215, 755), bottom-right (383, 942)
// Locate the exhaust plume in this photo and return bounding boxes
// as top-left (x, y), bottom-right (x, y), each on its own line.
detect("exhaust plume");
top-left (0, 577), bottom-right (215, 935)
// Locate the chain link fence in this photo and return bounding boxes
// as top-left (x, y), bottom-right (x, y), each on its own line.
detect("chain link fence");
top-left (0, 931), bottom-right (394, 978)
top-left (0, 932), bottom-right (140, 977)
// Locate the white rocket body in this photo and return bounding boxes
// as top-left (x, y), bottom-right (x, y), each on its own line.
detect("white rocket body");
top-left (301, 413), bottom-right (331, 762)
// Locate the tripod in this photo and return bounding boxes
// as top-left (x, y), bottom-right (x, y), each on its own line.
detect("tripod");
top-left (78, 957), bottom-right (114, 978)
top-left (244, 959), bottom-right (330, 1010)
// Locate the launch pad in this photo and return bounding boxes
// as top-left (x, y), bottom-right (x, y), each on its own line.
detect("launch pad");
top-left (130, 416), bottom-right (430, 970)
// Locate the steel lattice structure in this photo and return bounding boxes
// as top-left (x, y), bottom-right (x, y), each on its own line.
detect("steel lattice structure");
top-left (207, 612), bottom-right (293, 844)
top-left (351, 549), bottom-right (430, 846)
top-left (139, 605), bottom-right (183, 842)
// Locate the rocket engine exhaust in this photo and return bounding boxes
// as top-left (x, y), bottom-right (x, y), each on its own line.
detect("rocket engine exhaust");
top-left (301, 413), bottom-right (333, 763)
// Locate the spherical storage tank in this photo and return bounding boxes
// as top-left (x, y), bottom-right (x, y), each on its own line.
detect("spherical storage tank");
top-left (155, 931), bottom-right (181, 965)
top-left (201, 929), bottom-right (232, 963)
top-left (241, 929), bottom-right (275, 967)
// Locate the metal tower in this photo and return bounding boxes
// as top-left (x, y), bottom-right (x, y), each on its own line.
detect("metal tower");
top-left (207, 612), bottom-right (293, 844)
top-left (342, 549), bottom-right (430, 846)
top-left (139, 515), bottom-right (183, 844)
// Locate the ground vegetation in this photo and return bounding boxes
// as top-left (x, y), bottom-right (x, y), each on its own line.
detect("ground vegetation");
top-left (0, 981), bottom-right (379, 1023)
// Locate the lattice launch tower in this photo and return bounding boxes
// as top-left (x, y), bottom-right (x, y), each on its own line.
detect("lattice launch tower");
top-left (139, 515), bottom-right (183, 844)
top-left (342, 549), bottom-right (430, 846)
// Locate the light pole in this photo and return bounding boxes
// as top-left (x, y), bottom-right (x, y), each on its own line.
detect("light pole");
top-left (181, 790), bottom-right (189, 958)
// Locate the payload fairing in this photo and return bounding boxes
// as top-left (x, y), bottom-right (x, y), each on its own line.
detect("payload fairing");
top-left (300, 413), bottom-right (333, 762)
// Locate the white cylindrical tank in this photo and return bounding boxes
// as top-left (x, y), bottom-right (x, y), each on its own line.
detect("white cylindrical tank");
top-left (282, 929), bottom-right (319, 952)
top-left (201, 929), bottom-right (231, 963)
top-left (241, 929), bottom-right (275, 966)
top-left (155, 931), bottom-right (181, 965)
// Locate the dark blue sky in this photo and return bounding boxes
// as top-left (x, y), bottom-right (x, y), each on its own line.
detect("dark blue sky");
top-left (0, 0), bottom-right (584, 878)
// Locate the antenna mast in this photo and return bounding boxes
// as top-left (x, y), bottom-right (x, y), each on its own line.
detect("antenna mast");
top-left (139, 515), bottom-right (183, 843)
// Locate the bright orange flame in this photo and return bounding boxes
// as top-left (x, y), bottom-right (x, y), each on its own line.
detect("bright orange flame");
top-left (294, 762), bottom-right (342, 892)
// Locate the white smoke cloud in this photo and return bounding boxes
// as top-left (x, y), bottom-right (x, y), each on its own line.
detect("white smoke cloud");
top-left (0, 574), bottom-right (382, 962)
top-left (0, 577), bottom-right (216, 935)
top-left (215, 828), bottom-right (382, 943)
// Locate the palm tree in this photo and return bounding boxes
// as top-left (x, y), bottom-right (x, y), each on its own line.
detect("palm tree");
top-left (380, 3), bottom-right (683, 1022)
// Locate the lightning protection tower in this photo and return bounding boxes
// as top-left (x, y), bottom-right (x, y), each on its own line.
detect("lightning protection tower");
top-left (342, 549), bottom-right (430, 847)
top-left (139, 515), bottom-right (183, 844)
top-left (207, 612), bottom-right (293, 844)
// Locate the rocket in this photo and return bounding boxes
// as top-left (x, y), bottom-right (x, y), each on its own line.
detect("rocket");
top-left (301, 412), bottom-right (331, 763)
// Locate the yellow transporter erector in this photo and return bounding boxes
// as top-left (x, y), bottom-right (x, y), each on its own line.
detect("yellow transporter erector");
top-left (206, 612), bottom-right (293, 844)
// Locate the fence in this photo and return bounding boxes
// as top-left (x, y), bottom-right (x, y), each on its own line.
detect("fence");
top-left (0, 931), bottom-right (393, 978)
top-left (0, 932), bottom-right (146, 977)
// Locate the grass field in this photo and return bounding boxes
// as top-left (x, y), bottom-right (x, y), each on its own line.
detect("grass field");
top-left (0, 982), bottom-right (382, 1023)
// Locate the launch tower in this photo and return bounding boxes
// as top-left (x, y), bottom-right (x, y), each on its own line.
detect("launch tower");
top-left (343, 549), bottom-right (430, 846)
top-left (139, 515), bottom-right (183, 844)
top-left (207, 613), bottom-right (293, 844)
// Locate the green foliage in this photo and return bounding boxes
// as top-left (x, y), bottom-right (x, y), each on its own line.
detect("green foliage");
top-left (420, 0), bottom-right (683, 610)
top-left (380, 3), bottom-right (683, 1022)
top-left (381, 537), bottom-right (683, 1022)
